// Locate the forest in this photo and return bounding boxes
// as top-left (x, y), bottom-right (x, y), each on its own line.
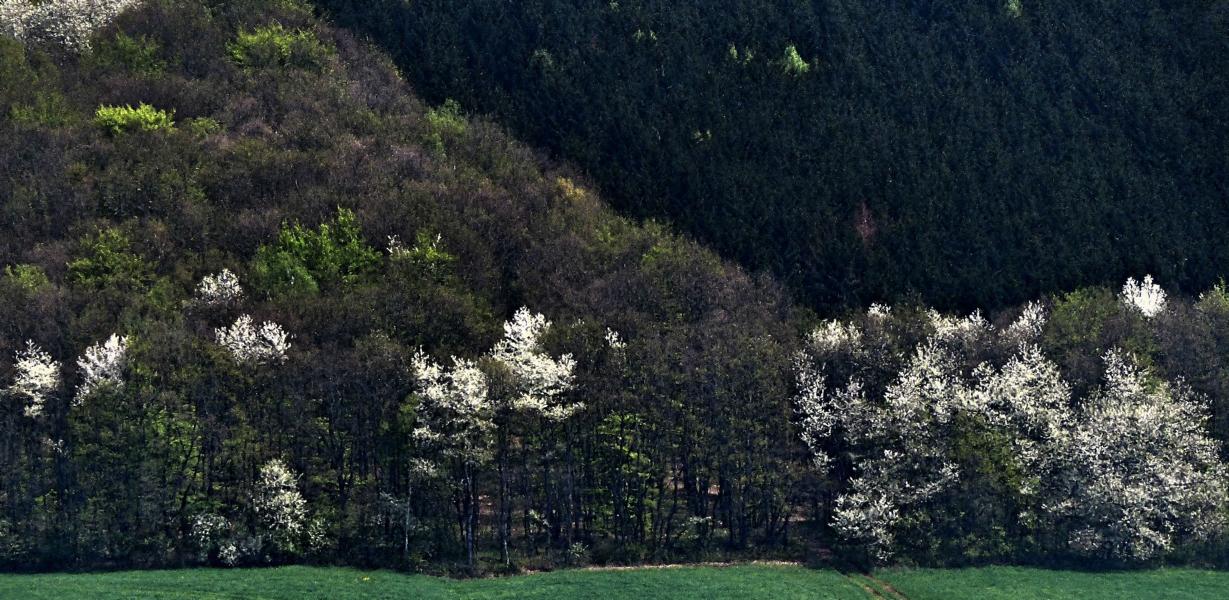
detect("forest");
top-left (2, 0), bottom-right (1229, 578)
top-left (315, 0), bottom-right (1229, 311)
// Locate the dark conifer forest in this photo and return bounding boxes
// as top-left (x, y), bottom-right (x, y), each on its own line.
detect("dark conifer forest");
top-left (2, 0), bottom-right (1229, 576)
top-left (316, 0), bottom-right (1229, 311)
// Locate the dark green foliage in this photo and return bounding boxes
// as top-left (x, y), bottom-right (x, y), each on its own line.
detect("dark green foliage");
top-left (314, 0), bottom-right (1229, 312)
top-left (90, 32), bottom-right (166, 76)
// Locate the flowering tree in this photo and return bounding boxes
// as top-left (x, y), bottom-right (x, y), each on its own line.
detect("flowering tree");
top-left (411, 350), bottom-right (493, 568)
top-left (194, 269), bottom-right (244, 307)
top-left (8, 341), bottom-right (60, 418)
top-left (1029, 351), bottom-right (1227, 561)
top-left (216, 315), bottom-right (291, 365)
top-left (1002, 301), bottom-right (1047, 347)
top-left (489, 307), bottom-right (579, 420)
top-left (253, 458), bottom-right (309, 555)
top-left (797, 340), bottom-right (969, 561)
top-left (796, 301), bottom-right (1229, 564)
top-left (75, 334), bottom-right (129, 404)
top-left (1120, 275), bottom-right (1167, 318)
top-left (0, 0), bottom-right (142, 51)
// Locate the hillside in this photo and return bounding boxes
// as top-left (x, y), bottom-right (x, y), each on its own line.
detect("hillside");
top-left (7, 0), bottom-right (1229, 577)
top-left (0, 0), bottom-right (798, 569)
top-left (315, 0), bottom-right (1229, 311)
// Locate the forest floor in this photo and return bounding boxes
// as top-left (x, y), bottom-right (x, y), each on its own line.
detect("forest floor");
top-left (1, 563), bottom-right (1227, 599)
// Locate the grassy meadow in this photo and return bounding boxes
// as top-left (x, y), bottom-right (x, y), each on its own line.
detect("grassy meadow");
top-left (2, 564), bottom-right (1228, 599)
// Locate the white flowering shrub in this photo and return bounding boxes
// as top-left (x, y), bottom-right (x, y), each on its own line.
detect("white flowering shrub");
top-left (0, 0), bottom-right (142, 51)
top-left (867, 303), bottom-right (892, 320)
top-left (928, 309), bottom-right (992, 345)
top-left (796, 320), bottom-right (1229, 563)
top-left (806, 319), bottom-right (863, 356)
top-left (489, 307), bottom-right (580, 420)
top-left (8, 340), bottom-right (60, 417)
top-left (797, 341), bottom-right (970, 561)
top-left (75, 333), bottom-right (129, 404)
top-left (193, 269), bottom-right (244, 307)
top-left (216, 315), bottom-right (291, 365)
top-left (1029, 351), bottom-right (1227, 561)
top-left (254, 458), bottom-right (308, 554)
top-left (1002, 301), bottom-right (1047, 347)
top-left (1120, 275), bottom-right (1167, 318)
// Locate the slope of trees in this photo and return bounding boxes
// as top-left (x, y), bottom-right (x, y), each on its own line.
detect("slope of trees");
top-left (6, 0), bottom-right (1229, 575)
top-left (0, 0), bottom-right (798, 571)
top-left (314, 0), bottom-right (1229, 311)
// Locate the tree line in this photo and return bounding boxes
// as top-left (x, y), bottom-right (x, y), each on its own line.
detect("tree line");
top-left (4, 0), bottom-right (1229, 574)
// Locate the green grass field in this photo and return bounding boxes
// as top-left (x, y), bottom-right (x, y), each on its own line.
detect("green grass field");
top-left (1, 564), bottom-right (1227, 599)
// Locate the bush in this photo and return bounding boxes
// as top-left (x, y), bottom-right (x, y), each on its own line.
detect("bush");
top-left (90, 31), bottom-right (164, 75)
top-left (227, 23), bottom-right (328, 70)
top-left (251, 207), bottom-right (380, 297)
top-left (93, 103), bottom-right (174, 135)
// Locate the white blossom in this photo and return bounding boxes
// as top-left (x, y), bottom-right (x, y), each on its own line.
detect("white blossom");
top-left (1120, 275), bottom-right (1167, 318)
top-left (9, 340), bottom-right (60, 417)
top-left (604, 327), bottom-right (626, 351)
top-left (75, 333), bottom-right (129, 404)
top-left (867, 303), bottom-right (892, 320)
top-left (216, 315), bottom-right (291, 365)
top-left (412, 350), bottom-right (494, 463)
top-left (254, 459), bottom-right (308, 552)
top-left (1002, 301), bottom-right (1047, 346)
top-left (490, 307), bottom-right (580, 420)
top-left (928, 309), bottom-right (992, 344)
top-left (194, 269), bottom-right (244, 307)
top-left (1029, 350), bottom-right (1226, 561)
top-left (806, 320), bottom-right (862, 356)
top-left (0, 0), bottom-right (142, 51)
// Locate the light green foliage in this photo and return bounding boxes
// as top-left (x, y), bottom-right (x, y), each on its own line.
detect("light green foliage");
top-left (91, 32), bottom-right (164, 76)
top-left (67, 228), bottom-right (152, 291)
top-left (423, 98), bottom-right (466, 152)
top-left (3, 264), bottom-right (50, 293)
top-left (228, 23), bottom-right (329, 70)
top-left (1006, 0), bottom-right (1024, 18)
top-left (94, 103), bottom-right (175, 135)
top-left (779, 44), bottom-right (810, 75)
top-left (392, 231), bottom-right (456, 283)
top-left (252, 208), bottom-right (380, 296)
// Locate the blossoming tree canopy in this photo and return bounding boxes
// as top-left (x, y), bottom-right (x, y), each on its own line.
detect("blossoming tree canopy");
top-left (8, 340), bottom-right (60, 417)
top-left (216, 315), bottom-right (291, 365)
top-left (74, 333), bottom-right (129, 403)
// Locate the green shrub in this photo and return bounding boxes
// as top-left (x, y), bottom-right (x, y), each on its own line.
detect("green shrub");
top-left (10, 92), bottom-right (73, 127)
top-left (227, 24), bottom-right (329, 70)
top-left (91, 32), bottom-right (165, 76)
top-left (3, 264), bottom-right (51, 293)
top-left (185, 116), bottom-right (223, 137)
top-left (67, 228), bottom-right (153, 292)
top-left (94, 103), bottom-right (175, 135)
top-left (252, 207), bottom-right (380, 296)
top-left (779, 44), bottom-right (810, 75)
top-left (423, 98), bottom-right (467, 152)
